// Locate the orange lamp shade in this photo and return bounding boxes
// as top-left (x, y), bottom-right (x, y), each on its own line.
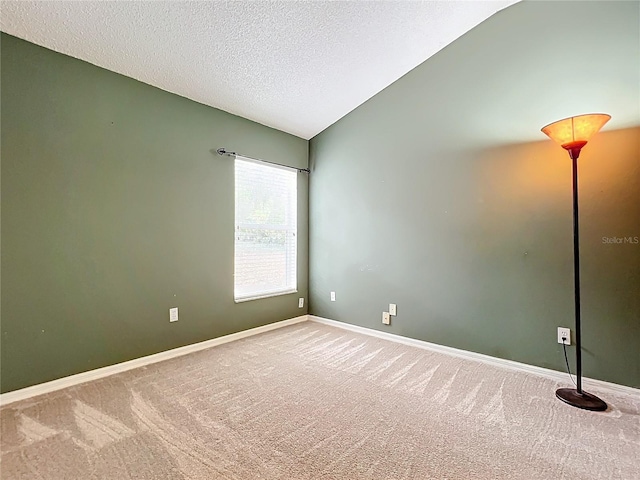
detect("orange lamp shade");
top-left (541, 113), bottom-right (610, 151)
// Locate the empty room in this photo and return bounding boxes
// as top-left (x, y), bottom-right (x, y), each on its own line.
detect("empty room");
top-left (1, 1), bottom-right (639, 479)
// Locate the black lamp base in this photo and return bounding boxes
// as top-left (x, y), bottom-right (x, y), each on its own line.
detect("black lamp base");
top-left (556, 388), bottom-right (607, 411)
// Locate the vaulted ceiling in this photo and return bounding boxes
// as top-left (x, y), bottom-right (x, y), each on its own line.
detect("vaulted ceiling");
top-left (0, 1), bottom-right (518, 139)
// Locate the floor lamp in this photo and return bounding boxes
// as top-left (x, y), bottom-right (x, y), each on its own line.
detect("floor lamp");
top-left (541, 113), bottom-right (610, 411)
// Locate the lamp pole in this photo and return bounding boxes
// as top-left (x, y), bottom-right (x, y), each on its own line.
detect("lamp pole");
top-left (554, 145), bottom-right (606, 410)
top-left (569, 149), bottom-right (583, 394)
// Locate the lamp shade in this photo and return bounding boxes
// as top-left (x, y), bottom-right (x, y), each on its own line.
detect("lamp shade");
top-left (541, 113), bottom-right (610, 151)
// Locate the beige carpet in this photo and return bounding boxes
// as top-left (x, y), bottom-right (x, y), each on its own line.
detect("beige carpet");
top-left (1, 322), bottom-right (639, 479)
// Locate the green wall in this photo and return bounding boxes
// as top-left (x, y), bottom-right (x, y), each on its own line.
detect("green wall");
top-left (1, 33), bottom-right (309, 393)
top-left (309, 1), bottom-right (640, 387)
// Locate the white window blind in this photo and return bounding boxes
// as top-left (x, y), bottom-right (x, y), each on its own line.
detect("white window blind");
top-left (234, 158), bottom-right (297, 302)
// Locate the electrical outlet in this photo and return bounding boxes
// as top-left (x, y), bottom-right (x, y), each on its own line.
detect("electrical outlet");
top-left (382, 312), bottom-right (391, 325)
top-left (169, 307), bottom-right (179, 323)
top-left (330, 291), bottom-right (336, 302)
top-left (389, 304), bottom-right (397, 316)
top-left (298, 298), bottom-right (304, 308)
top-left (557, 327), bottom-right (571, 345)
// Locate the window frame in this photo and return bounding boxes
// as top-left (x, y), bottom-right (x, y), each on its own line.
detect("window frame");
top-left (233, 157), bottom-right (298, 303)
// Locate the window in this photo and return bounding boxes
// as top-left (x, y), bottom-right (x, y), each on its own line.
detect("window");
top-left (234, 158), bottom-right (297, 301)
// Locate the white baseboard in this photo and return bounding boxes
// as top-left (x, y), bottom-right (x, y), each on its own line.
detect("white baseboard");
top-left (0, 315), bottom-right (308, 406)
top-left (4, 314), bottom-right (636, 406)
top-left (309, 315), bottom-right (639, 399)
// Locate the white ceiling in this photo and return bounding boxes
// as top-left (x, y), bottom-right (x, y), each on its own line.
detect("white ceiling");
top-left (0, 1), bottom-right (518, 139)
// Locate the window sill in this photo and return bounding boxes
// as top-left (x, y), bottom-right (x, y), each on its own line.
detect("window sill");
top-left (234, 289), bottom-right (298, 303)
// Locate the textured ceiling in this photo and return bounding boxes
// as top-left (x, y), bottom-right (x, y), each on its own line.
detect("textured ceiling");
top-left (0, 0), bottom-right (518, 139)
